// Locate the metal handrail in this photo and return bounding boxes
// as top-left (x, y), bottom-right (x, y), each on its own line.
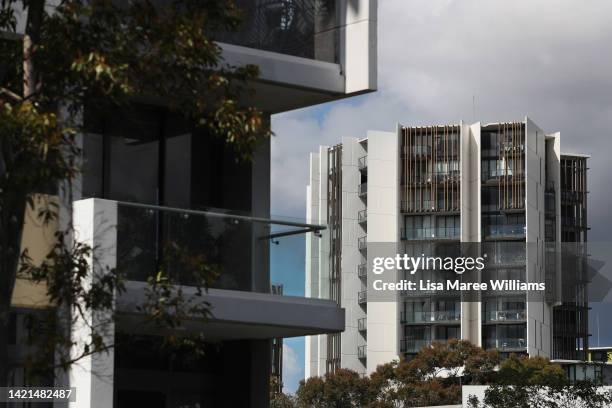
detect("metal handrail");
top-left (118, 201), bottom-right (326, 240)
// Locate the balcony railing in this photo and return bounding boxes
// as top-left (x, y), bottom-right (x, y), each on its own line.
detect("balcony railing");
top-left (209, 0), bottom-right (338, 63)
top-left (400, 310), bottom-right (461, 324)
top-left (358, 290), bottom-right (367, 305)
top-left (405, 171), bottom-right (460, 184)
top-left (358, 182), bottom-right (368, 198)
top-left (358, 236), bottom-right (367, 251)
top-left (400, 339), bottom-right (430, 353)
top-left (358, 156), bottom-right (367, 171)
top-left (357, 263), bottom-right (367, 278)
top-left (411, 145), bottom-right (431, 156)
top-left (483, 337), bottom-right (526, 350)
top-left (483, 225), bottom-right (526, 239)
top-left (401, 227), bottom-right (460, 240)
top-left (358, 209), bottom-right (367, 224)
top-left (111, 201), bottom-right (327, 293)
top-left (357, 345), bottom-right (367, 359)
top-left (482, 310), bottom-right (526, 322)
top-left (358, 317), bottom-right (367, 332)
top-left (482, 169), bottom-right (525, 181)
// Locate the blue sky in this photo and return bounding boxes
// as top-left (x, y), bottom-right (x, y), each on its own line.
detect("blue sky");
top-left (270, 0), bottom-right (612, 394)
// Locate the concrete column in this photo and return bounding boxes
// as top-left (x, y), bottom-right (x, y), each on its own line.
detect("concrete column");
top-left (70, 198), bottom-right (117, 408)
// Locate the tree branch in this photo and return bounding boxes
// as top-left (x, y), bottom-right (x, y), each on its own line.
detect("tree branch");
top-left (0, 87), bottom-right (22, 102)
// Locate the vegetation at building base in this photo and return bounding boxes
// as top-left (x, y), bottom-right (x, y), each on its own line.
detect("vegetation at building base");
top-left (0, 0), bottom-right (270, 387)
top-left (272, 340), bottom-right (612, 408)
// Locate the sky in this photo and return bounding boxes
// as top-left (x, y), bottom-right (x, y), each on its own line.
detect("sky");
top-left (270, 0), bottom-right (612, 394)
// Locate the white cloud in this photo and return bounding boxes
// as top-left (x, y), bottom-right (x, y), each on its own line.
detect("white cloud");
top-left (282, 341), bottom-right (302, 394)
top-left (272, 0), bottom-right (612, 241)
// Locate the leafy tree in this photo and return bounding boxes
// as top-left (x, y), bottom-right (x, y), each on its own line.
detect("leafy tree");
top-left (296, 369), bottom-right (371, 408)
top-left (0, 0), bottom-right (270, 386)
top-left (288, 341), bottom-right (607, 408)
top-left (466, 355), bottom-right (612, 408)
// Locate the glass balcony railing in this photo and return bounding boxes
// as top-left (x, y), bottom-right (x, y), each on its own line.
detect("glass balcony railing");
top-left (400, 310), bottom-right (461, 324)
top-left (358, 236), bottom-right (367, 251)
top-left (358, 209), bottom-right (367, 224)
top-left (357, 345), bottom-right (367, 359)
top-left (405, 171), bottom-right (460, 184)
top-left (209, 0), bottom-right (338, 63)
top-left (411, 145), bottom-right (431, 156)
top-left (483, 337), bottom-right (526, 350)
top-left (482, 310), bottom-right (526, 322)
top-left (358, 317), bottom-right (367, 332)
top-left (357, 263), bottom-right (367, 278)
top-left (400, 339), bottom-right (430, 353)
top-left (116, 201), bottom-right (327, 293)
top-left (482, 170), bottom-right (524, 181)
top-left (483, 225), bottom-right (526, 239)
top-left (401, 227), bottom-right (460, 240)
top-left (358, 156), bottom-right (367, 171)
top-left (358, 182), bottom-right (368, 197)
top-left (358, 290), bottom-right (367, 305)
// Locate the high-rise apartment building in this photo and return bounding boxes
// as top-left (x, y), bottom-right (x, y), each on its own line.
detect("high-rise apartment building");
top-left (306, 118), bottom-right (589, 376)
top-left (4, 1), bottom-right (378, 407)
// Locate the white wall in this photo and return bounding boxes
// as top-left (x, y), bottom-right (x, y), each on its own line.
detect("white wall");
top-left (340, 136), bottom-right (368, 374)
top-left (365, 130), bottom-right (399, 373)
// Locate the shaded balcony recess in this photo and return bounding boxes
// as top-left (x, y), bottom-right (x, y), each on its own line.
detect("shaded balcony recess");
top-left (482, 310), bottom-right (526, 322)
top-left (358, 209), bottom-right (367, 224)
top-left (358, 317), bottom-right (367, 332)
top-left (358, 156), bottom-right (368, 171)
top-left (357, 236), bottom-right (367, 251)
top-left (358, 182), bottom-right (368, 198)
top-left (483, 337), bottom-right (526, 350)
top-left (400, 227), bottom-right (460, 240)
top-left (400, 339), bottom-right (430, 353)
top-left (357, 345), bottom-right (367, 359)
top-left (400, 310), bottom-right (461, 324)
top-left (482, 225), bottom-right (526, 239)
top-left (357, 263), bottom-right (367, 278)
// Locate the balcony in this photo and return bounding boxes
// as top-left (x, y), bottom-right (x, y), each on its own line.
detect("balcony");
top-left (358, 236), bottom-right (367, 251)
top-left (357, 345), bottom-right (367, 359)
top-left (400, 310), bottom-right (461, 324)
top-left (358, 182), bottom-right (368, 198)
top-left (482, 169), bottom-right (525, 182)
top-left (358, 317), bottom-right (367, 332)
top-left (482, 225), bottom-right (526, 240)
top-left (400, 339), bottom-right (430, 353)
top-left (405, 171), bottom-right (460, 184)
top-left (357, 263), bottom-right (367, 279)
top-left (73, 198), bottom-right (344, 340)
top-left (411, 145), bottom-right (432, 157)
top-left (358, 290), bottom-right (367, 305)
top-left (358, 209), bottom-right (367, 224)
top-left (483, 310), bottom-right (526, 323)
top-left (400, 227), bottom-right (460, 241)
top-left (483, 337), bottom-right (526, 350)
top-left (358, 156), bottom-right (368, 172)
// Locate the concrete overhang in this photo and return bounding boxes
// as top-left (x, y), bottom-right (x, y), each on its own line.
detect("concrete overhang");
top-left (220, 42), bottom-right (374, 114)
top-left (116, 282), bottom-right (345, 340)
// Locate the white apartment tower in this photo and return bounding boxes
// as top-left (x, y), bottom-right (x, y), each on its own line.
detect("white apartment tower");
top-left (306, 118), bottom-right (589, 376)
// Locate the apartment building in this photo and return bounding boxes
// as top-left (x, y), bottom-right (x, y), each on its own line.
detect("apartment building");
top-left (5, 1), bottom-right (378, 407)
top-left (306, 118), bottom-right (589, 376)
